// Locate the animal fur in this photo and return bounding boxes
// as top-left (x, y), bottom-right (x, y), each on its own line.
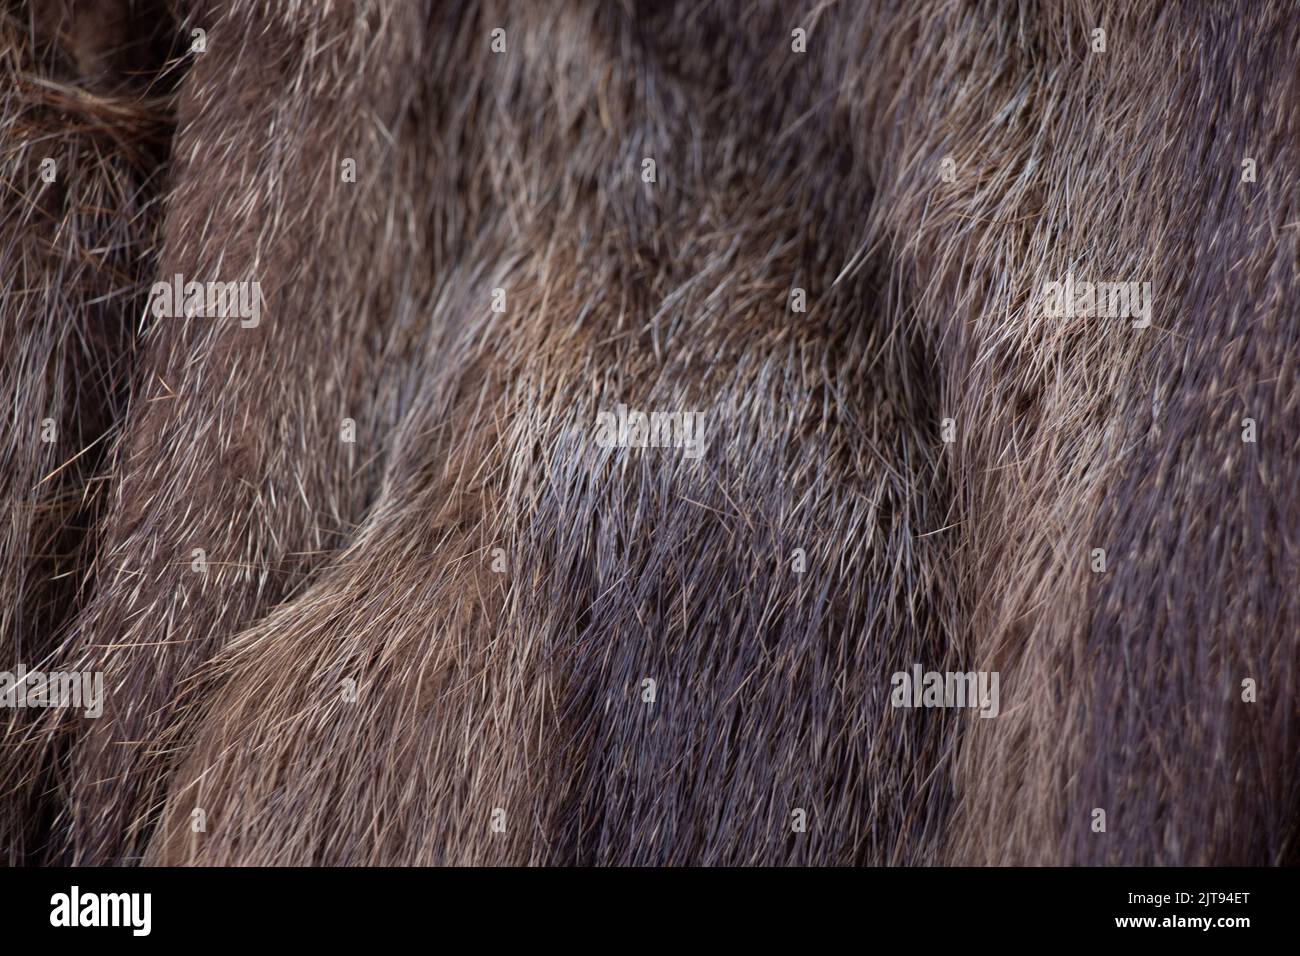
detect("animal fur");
top-left (1, 0), bottom-right (1296, 866)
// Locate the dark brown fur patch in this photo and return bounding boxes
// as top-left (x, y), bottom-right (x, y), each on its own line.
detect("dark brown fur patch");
top-left (2, 0), bottom-right (1296, 866)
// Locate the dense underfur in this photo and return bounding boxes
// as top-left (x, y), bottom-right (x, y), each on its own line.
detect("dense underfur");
top-left (2, 0), bottom-right (1296, 866)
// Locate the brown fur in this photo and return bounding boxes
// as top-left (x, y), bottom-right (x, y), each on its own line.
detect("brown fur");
top-left (2, 0), bottom-right (1296, 866)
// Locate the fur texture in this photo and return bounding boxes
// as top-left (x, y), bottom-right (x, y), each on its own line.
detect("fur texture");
top-left (2, 0), bottom-right (1296, 866)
